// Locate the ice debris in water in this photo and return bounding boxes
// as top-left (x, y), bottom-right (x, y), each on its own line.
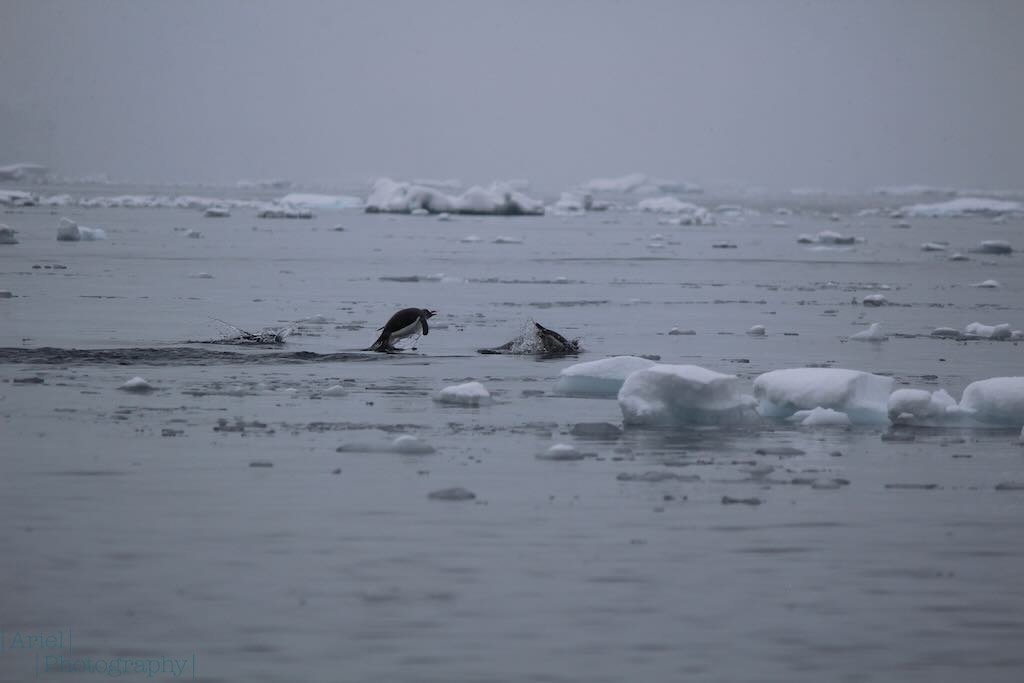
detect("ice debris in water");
top-left (538, 444), bottom-right (585, 461)
top-left (459, 235), bottom-right (482, 243)
top-left (975, 240), bottom-right (1013, 255)
top-left (959, 377), bottom-right (1024, 426)
top-left (618, 364), bottom-right (757, 427)
top-left (903, 197), bottom-right (1022, 218)
top-left (554, 356), bottom-right (657, 397)
top-left (365, 178), bottom-right (544, 215)
top-left (797, 230), bottom-right (858, 245)
top-left (0, 225), bottom-right (17, 245)
top-left (118, 377), bottom-right (153, 393)
top-left (616, 471), bottom-right (699, 483)
top-left (948, 252), bottom-right (969, 261)
top-left (753, 368), bottom-right (893, 425)
top-left (391, 435), bottom-right (436, 454)
top-left (747, 325), bottom-right (766, 336)
top-left (203, 207), bottom-right (230, 218)
top-left (493, 236), bottom-right (524, 244)
top-left (921, 242), bottom-right (948, 252)
top-left (791, 407), bottom-right (852, 427)
top-left (635, 196), bottom-right (713, 224)
top-left (965, 322), bottom-right (1011, 340)
top-left (0, 290), bottom-right (12, 298)
top-left (862, 294), bottom-right (887, 306)
top-left (427, 487), bottom-right (476, 501)
top-left (932, 327), bottom-right (960, 338)
top-left (322, 385), bottom-right (346, 397)
top-left (888, 388), bottom-right (960, 426)
top-left (435, 381), bottom-right (492, 406)
top-left (185, 229), bottom-right (202, 238)
top-left (668, 328), bottom-right (696, 336)
top-left (850, 322), bottom-right (888, 341)
top-left (56, 217), bottom-right (106, 241)
top-left (970, 279), bottom-right (1001, 288)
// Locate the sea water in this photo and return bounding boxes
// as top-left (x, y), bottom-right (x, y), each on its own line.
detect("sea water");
top-left (1, 184), bottom-right (1023, 682)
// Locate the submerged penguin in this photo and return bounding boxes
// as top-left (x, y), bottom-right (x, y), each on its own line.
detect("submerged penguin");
top-left (369, 308), bottom-right (436, 352)
top-left (478, 321), bottom-right (580, 355)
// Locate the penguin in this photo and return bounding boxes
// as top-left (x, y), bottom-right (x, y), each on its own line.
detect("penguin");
top-left (533, 322), bottom-right (579, 354)
top-left (369, 308), bottom-right (436, 352)
top-left (477, 321), bottom-right (580, 355)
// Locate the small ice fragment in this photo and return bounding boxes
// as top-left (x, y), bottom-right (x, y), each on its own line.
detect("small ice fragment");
top-left (747, 325), bottom-right (766, 336)
top-left (970, 279), bottom-right (1001, 288)
top-left (754, 367), bottom-right (893, 424)
top-left (118, 377), bottom-right (153, 393)
top-left (460, 235), bottom-right (481, 243)
top-left (976, 240), bottom-right (1012, 254)
top-left (56, 217), bottom-right (106, 241)
top-left (322, 385), bottom-right (346, 397)
top-left (618, 364), bottom-right (757, 427)
top-left (538, 444), bottom-right (585, 461)
top-left (921, 242), bottom-right (948, 251)
top-left (948, 252), bottom-right (969, 261)
top-left (617, 471), bottom-right (699, 483)
top-left (931, 327), bottom-right (959, 338)
top-left (0, 225), bottom-right (18, 245)
top-left (437, 212), bottom-right (451, 221)
top-left (861, 294), bottom-right (887, 306)
top-left (392, 435), bottom-right (435, 454)
top-left (191, 272), bottom-right (214, 279)
top-left (721, 496), bottom-right (762, 506)
top-left (964, 322), bottom-right (1011, 340)
top-left (793, 407), bottom-right (852, 426)
top-left (888, 388), bottom-right (959, 425)
top-left (668, 328), bottom-right (696, 336)
top-left (850, 322), bottom-right (888, 341)
top-left (428, 486), bottom-right (476, 501)
top-left (204, 207), bottom-right (230, 218)
top-left (435, 381), bottom-right (491, 406)
top-left (493, 236), bottom-right (523, 244)
top-left (185, 229), bottom-right (202, 238)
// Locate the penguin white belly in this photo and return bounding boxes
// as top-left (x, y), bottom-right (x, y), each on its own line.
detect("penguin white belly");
top-left (389, 318), bottom-right (422, 343)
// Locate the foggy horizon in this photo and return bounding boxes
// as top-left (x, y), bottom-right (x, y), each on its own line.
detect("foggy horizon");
top-left (3, 0), bottom-right (1023, 192)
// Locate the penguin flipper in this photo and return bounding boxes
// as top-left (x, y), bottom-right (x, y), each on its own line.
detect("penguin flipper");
top-left (420, 317), bottom-right (429, 336)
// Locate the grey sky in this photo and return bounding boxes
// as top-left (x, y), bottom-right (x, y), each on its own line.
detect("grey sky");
top-left (2, 0), bottom-right (1022, 191)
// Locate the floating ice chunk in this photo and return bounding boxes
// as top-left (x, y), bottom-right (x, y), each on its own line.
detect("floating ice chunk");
top-left (888, 388), bottom-right (959, 425)
top-left (0, 189), bottom-right (37, 206)
top-left (792, 407), bottom-right (851, 427)
top-left (850, 322), bottom-right (888, 341)
top-left (257, 205), bottom-right (313, 219)
top-left (204, 207), bottom-right (230, 218)
top-left (753, 368), bottom-right (894, 424)
top-left (392, 435), bottom-right (436, 454)
top-left (365, 178), bottom-right (544, 215)
top-left (975, 240), bottom-right (1013, 255)
top-left (903, 197), bottom-right (1022, 217)
top-left (970, 279), bottom-right (1001, 288)
top-left (747, 325), bottom-right (766, 336)
top-left (190, 272), bottom-right (214, 279)
top-left (537, 443), bottom-right (585, 461)
top-left (921, 242), bottom-right (948, 251)
top-left (185, 229), bottom-right (202, 238)
top-left (0, 290), bottom-right (12, 298)
top-left (322, 385), bottom-right (346, 397)
top-left (56, 217), bottom-right (106, 241)
top-left (862, 294), bottom-right (887, 306)
top-left (118, 376), bottom-right (153, 393)
top-left (1012, 330), bottom-right (1024, 341)
top-left (668, 328), bottom-right (695, 336)
top-left (932, 327), bottom-right (960, 338)
top-left (427, 487), bottom-right (476, 501)
top-left (948, 252), bottom-right (969, 261)
top-left (460, 234), bottom-right (481, 243)
top-left (435, 381), bottom-right (491, 406)
top-left (278, 193), bottom-right (362, 210)
top-left (551, 191), bottom-right (592, 214)
top-left (0, 225), bottom-right (17, 245)
top-left (636, 196), bottom-right (713, 224)
top-left (964, 322), bottom-right (1011, 340)
top-left (554, 356), bottom-right (657, 397)
top-left (493, 236), bottom-right (523, 244)
top-left (437, 212), bottom-right (451, 221)
top-left (618, 364), bottom-right (757, 427)
top-left (959, 377), bottom-right (1024, 426)
top-left (799, 230), bottom-right (858, 246)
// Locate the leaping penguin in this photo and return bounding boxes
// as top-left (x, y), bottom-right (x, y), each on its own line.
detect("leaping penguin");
top-left (369, 308), bottom-right (436, 352)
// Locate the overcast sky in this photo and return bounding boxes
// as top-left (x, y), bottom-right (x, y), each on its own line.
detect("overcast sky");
top-left (2, 0), bottom-right (1022, 191)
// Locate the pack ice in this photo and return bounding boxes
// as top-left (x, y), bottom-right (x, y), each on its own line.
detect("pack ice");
top-left (753, 368), bottom-right (893, 425)
top-left (617, 364), bottom-right (756, 427)
top-left (553, 356), bottom-right (657, 397)
top-left (364, 178), bottom-right (544, 215)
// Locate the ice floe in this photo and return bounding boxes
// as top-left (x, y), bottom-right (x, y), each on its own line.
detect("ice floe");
top-left (921, 242), bottom-right (948, 252)
top-left (861, 294), bottom-right (887, 306)
top-left (118, 377), bottom-right (154, 393)
top-left (888, 388), bottom-right (959, 425)
top-left (970, 279), bottom-right (1001, 288)
top-left (553, 356), bottom-right (657, 397)
top-left (636, 196), bottom-right (713, 224)
top-left (257, 205), bottom-right (313, 219)
top-left (435, 381), bottom-right (492, 406)
top-left (618, 364), bottom-right (756, 427)
top-left (974, 240), bottom-right (1013, 255)
top-left (747, 325), bottom-right (766, 336)
top-left (203, 207), bottom-right (230, 218)
top-left (959, 377), bottom-right (1024, 426)
top-left (850, 322), bottom-right (888, 341)
top-left (537, 443), bottom-right (585, 461)
top-left (364, 178), bottom-right (544, 215)
top-left (753, 368), bottom-right (893, 425)
top-left (278, 193), bottom-right (363, 210)
top-left (337, 435), bottom-right (437, 455)
top-left (964, 322), bottom-right (1012, 340)
top-left (797, 230), bottom-right (858, 246)
top-left (0, 189), bottom-right (37, 207)
top-left (0, 225), bottom-right (17, 245)
top-left (903, 197), bottom-right (1022, 218)
top-left (56, 217), bottom-right (106, 242)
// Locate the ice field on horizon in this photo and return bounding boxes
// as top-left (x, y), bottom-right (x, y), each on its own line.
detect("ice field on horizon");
top-left (2, 176), bottom-right (1024, 683)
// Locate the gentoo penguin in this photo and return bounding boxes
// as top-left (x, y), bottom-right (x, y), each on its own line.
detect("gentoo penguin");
top-left (477, 321), bottom-right (580, 355)
top-left (369, 308), bottom-right (436, 352)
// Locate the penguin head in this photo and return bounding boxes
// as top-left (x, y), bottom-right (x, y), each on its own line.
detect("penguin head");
top-left (421, 309), bottom-right (437, 318)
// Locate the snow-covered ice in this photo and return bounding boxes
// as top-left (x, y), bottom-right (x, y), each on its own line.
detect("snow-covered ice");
top-left (959, 378), bottom-right (1024, 426)
top-left (118, 377), bottom-right (154, 393)
top-left (747, 325), bottom-right (766, 336)
top-left (618, 364), bottom-right (756, 427)
top-left (636, 196), bottom-right (713, 224)
top-left (278, 193), bottom-right (363, 210)
top-left (56, 217), bottom-right (106, 241)
top-left (537, 443), bottom-right (585, 461)
top-left (203, 207), bottom-right (230, 218)
top-left (391, 435), bottom-right (436, 454)
top-left (364, 178), bottom-right (544, 215)
top-left (921, 242), bottom-right (948, 252)
top-left (904, 197), bottom-right (1022, 217)
top-left (435, 381), bottom-right (492, 406)
top-left (553, 356), bottom-right (657, 397)
top-left (970, 279), bottom-right (1001, 288)
top-left (862, 294), bottom-right (888, 306)
top-left (753, 368), bottom-right (894, 424)
top-left (965, 322), bottom-right (1012, 340)
top-left (888, 388), bottom-right (959, 426)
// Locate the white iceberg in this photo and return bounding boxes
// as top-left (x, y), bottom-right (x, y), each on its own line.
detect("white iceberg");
top-left (118, 376), bottom-right (153, 393)
top-left (56, 217), bottom-right (106, 241)
top-left (888, 388), bottom-right (960, 425)
top-left (365, 178), bottom-right (544, 215)
top-left (850, 322), bottom-right (888, 341)
top-left (553, 356), bottom-right (657, 397)
top-left (636, 196), bottom-right (713, 224)
top-left (618, 364), bottom-right (757, 427)
top-left (959, 377), bottom-right (1024, 426)
top-left (753, 368), bottom-right (894, 425)
top-left (964, 322), bottom-right (1012, 340)
top-left (904, 197), bottom-right (1022, 218)
top-left (435, 381), bottom-right (492, 406)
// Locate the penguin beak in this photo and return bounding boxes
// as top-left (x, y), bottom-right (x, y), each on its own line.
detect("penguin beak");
top-left (427, 309), bottom-right (437, 317)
